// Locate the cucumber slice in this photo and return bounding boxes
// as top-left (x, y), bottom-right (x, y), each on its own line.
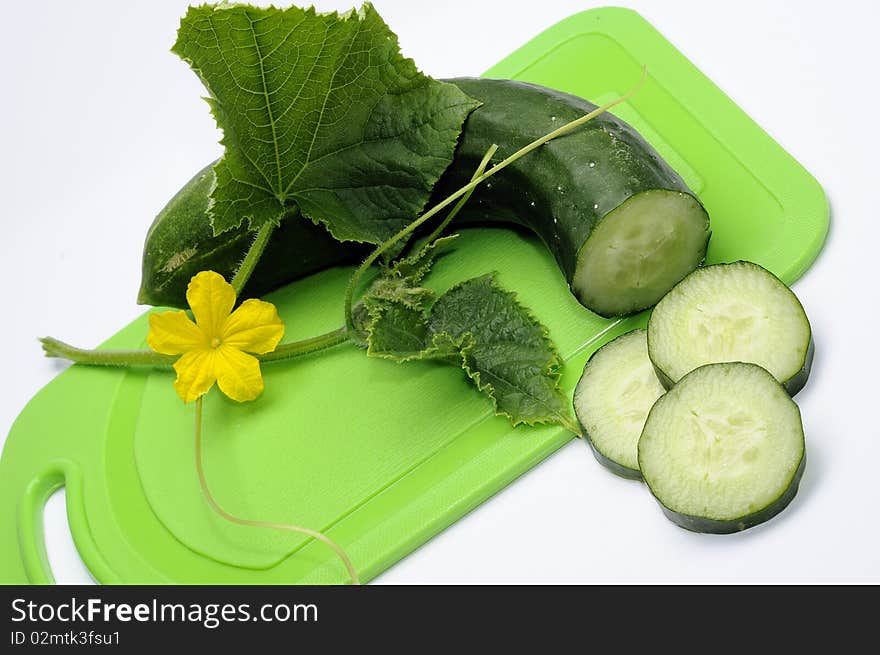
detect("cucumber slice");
top-left (573, 329), bottom-right (665, 479)
top-left (647, 261), bottom-right (813, 395)
top-left (638, 362), bottom-right (806, 533)
top-left (573, 190), bottom-right (709, 317)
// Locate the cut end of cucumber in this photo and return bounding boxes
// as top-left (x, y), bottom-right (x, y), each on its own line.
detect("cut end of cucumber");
top-left (574, 329), bottom-right (664, 478)
top-left (639, 363), bottom-right (805, 533)
top-left (648, 261), bottom-right (813, 394)
top-left (572, 190), bottom-right (709, 317)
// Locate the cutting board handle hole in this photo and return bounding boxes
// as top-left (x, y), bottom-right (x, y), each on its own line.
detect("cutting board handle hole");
top-left (43, 488), bottom-right (96, 584)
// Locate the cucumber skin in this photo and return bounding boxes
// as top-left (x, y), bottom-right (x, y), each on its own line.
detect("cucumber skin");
top-left (652, 339), bottom-right (814, 397)
top-left (640, 362), bottom-right (807, 534)
top-left (583, 436), bottom-right (643, 480)
top-left (139, 78), bottom-right (708, 310)
top-left (656, 455), bottom-right (805, 534)
top-left (432, 78), bottom-right (710, 314)
top-left (647, 261), bottom-right (814, 396)
top-left (138, 164), bottom-right (365, 308)
top-left (782, 338), bottom-right (815, 396)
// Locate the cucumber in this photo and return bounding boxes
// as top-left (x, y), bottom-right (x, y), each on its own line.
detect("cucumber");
top-left (647, 261), bottom-right (813, 395)
top-left (140, 79), bottom-right (710, 313)
top-left (432, 78), bottom-right (711, 317)
top-left (638, 362), bottom-right (806, 533)
top-left (138, 164), bottom-right (366, 308)
top-left (573, 329), bottom-right (664, 479)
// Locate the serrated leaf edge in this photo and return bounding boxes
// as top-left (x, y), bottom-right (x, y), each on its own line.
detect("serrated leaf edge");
top-left (432, 274), bottom-right (578, 432)
top-left (173, 3), bottom-right (479, 238)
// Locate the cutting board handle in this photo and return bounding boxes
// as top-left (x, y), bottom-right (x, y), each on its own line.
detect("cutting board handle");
top-left (0, 326), bottom-right (149, 583)
top-left (12, 460), bottom-right (113, 584)
top-left (18, 462), bottom-right (69, 583)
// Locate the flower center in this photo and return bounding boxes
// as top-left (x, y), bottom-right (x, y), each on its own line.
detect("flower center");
top-left (210, 337), bottom-right (222, 349)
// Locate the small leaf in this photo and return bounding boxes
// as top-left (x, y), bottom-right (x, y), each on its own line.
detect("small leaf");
top-left (428, 275), bottom-right (578, 431)
top-left (349, 300), bottom-right (373, 349)
top-left (386, 234), bottom-right (460, 283)
top-left (354, 233), bottom-right (455, 350)
top-left (365, 301), bottom-right (430, 361)
top-left (365, 276), bottom-right (436, 310)
top-left (173, 4), bottom-right (478, 237)
top-left (363, 262), bottom-right (578, 431)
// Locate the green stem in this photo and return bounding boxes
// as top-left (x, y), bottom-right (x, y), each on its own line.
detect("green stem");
top-left (40, 327), bottom-right (351, 369)
top-left (343, 66), bottom-right (647, 332)
top-left (258, 327), bottom-right (350, 362)
top-left (422, 144), bottom-right (498, 253)
top-left (39, 337), bottom-right (176, 367)
top-left (194, 396), bottom-right (360, 585)
top-left (230, 220), bottom-right (277, 295)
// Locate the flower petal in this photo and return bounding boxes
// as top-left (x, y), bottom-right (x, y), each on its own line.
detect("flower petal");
top-left (214, 345), bottom-right (264, 402)
top-left (186, 271), bottom-right (235, 338)
top-left (173, 349), bottom-right (217, 403)
top-left (222, 298), bottom-right (285, 354)
top-left (147, 310), bottom-right (206, 355)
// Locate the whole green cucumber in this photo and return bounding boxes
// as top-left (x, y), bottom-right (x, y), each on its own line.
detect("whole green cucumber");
top-left (138, 164), bottom-right (365, 308)
top-left (432, 78), bottom-right (710, 317)
top-left (140, 79), bottom-right (710, 316)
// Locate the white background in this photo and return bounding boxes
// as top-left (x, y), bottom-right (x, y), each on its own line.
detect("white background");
top-left (1, 0), bottom-right (877, 584)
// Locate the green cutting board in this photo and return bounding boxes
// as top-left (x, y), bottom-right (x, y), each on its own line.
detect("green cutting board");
top-left (0, 7), bottom-right (828, 584)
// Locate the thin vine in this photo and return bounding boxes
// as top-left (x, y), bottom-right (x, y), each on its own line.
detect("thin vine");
top-left (194, 396), bottom-right (360, 585)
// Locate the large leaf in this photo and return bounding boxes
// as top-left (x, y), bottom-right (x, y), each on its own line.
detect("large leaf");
top-left (173, 3), bottom-right (477, 238)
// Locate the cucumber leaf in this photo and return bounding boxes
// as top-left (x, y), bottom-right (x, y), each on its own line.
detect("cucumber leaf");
top-left (384, 234), bottom-right (460, 284)
top-left (362, 264), bottom-right (579, 432)
top-left (428, 275), bottom-right (578, 432)
top-left (365, 302), bottom-right (432, 361)
top-left (365, 233), bottom-right (458, 311)
top-left (173, 3), bottom-right (477, 238)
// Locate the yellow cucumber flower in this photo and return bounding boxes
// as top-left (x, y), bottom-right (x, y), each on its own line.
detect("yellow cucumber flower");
top-left (147, 271), bottom-right (284, 403)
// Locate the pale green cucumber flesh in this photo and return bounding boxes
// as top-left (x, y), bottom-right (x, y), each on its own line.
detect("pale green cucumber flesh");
top-left (638, 362), bottom-right (806, 533)
top-left (573, 190), bottom-right (710, 317)
top-left (647, 261), bottom-right (813, 395)
top-left (573, 329), bottom-right (664, 479)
